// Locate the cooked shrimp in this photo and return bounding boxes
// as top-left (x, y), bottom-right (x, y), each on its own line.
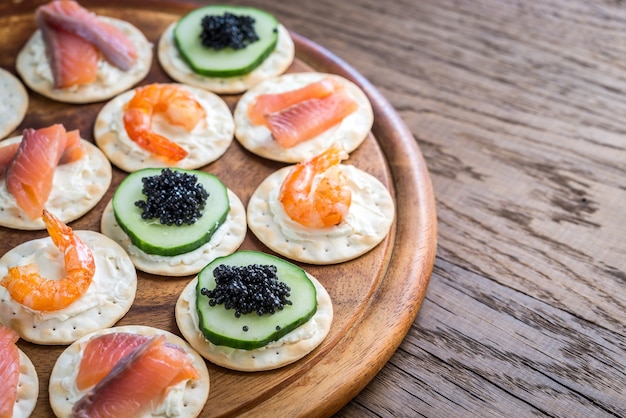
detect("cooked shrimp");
top-left (0, 209), bottom-right (95, 312)
top-left (123, 83), bottom-right (206, 161)
top-left (278, 145), bottom-right (352, 228)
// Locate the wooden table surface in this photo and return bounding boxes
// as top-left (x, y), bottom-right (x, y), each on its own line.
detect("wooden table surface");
top-left (2, 0), bottom-right (625, 417)
top-left (245, 0), bottom-right (626, 416)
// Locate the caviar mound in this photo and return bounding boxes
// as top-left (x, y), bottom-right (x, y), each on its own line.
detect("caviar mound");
top-left (135, 168), bottom-right (208, 226)
top-left (112, 168), bottom-right (230, 256)
top-left (195, 251), bottom-right (317, 350)
top-left (174, 5), bottom-right (279, 77)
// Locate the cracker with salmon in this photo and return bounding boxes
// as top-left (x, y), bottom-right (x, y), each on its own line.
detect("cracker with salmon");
top-left (234, 72), bottom-right (374, 163)
top-left (16, 1), bottom-right (152, 104)
top-left (0, 124), bottom-right (112, 230)
top-left (157, 10), bottom-right (295, 94)
top-left (0, 211), bottom-right (137, 345)
top-left (0, 326), bottom-right (38, 418)
top-left (94, 83), bottom-right (234, 173)
top-left (247, 147), bottom-right (395, 264)
top-left (0, 68), bottom-right (28, 140)
top-left (49, 325), bottom-right (210, 418)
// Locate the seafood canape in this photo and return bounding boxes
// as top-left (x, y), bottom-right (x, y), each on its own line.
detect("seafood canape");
top-left (16, 0), bottom-right (152, 103)
top-left (100, 168), bottom-right (246, 276)
top-left (158, 5), bottom-right (295, 94)
top-left (234, 72), bottom-right (374, 163)
top-left (0, 123), bottom-right (111, 230)
top-left (0, 210), bottom-right (137, 345)
top-left (247, 146), bottom-right (395, 264)
top-left (94, 83), bottom-right (234, 172)
top-left (176, 251), bottom-right (333, 371)
top-left (49, 325), bottom-right (209, 418)
top-left (0, 68), bottom-right (28, 140)
top-left (0, 325), bottom-right (38, 418)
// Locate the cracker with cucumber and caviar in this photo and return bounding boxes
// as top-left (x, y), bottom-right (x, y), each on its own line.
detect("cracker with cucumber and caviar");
top-left (100, 168), bottom-right (247, 277)
top-left (158, 5), bottom-right (295, 94)
top-left (176, 251), bottom-right (333, 371)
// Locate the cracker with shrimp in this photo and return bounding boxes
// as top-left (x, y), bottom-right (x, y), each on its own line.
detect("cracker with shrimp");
top-left (49, 325), bottom-right (209, 418)
top-left (16, 1), bottom-right (152, 104)
top-left (94, 83), bottom-right (234, 173)
top-left (0, 68), bottom-right (28, 140)
top-left (0, 211), bottom-right (137, 345)
top-left (158, 21), bottom-right (294, 95)
top-left (176, 273), bottom-right (333, 372)
top-left (234, 72), bottom-right (374, 163)
top-left (0, 128), bottom-right (112, 231)
top-left (100, 189), bottom-right (247, 277)
top-left (247, 147), bottom-right (395, 265)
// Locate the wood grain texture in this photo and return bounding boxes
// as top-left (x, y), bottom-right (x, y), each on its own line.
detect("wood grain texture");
top-left (2, 0), bottom-right (625, 416)
top-left (298, 0), bottom-right (625, 416)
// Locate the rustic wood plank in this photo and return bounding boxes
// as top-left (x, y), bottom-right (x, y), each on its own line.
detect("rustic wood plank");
top-left (339, 260), bottom-right (626, 417)
top-left (2, 0), bottom-right (625, 416)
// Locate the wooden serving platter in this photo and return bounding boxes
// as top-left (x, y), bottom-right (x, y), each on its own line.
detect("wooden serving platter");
top-left (0, 1), bottom-right (437, 416)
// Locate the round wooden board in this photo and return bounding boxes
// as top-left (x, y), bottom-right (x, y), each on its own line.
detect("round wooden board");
top-left (0, 1), bottom-right (437, 417)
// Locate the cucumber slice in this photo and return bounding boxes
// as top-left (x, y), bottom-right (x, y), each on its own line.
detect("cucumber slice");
top-left (196, 251), bottom-right (317, 350)
top-left (112, 168), bottom-right (230, 256)
top-left (174, 5), bottom-right (279, 78)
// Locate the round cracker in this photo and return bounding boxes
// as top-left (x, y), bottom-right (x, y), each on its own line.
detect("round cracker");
top-left (233, 72), bottom-right (374, 163)
top-left (13, 349), bottom-right (39, 418)
top-left (94, 83), bottom-right (234, 173)
top-left (0, 137), bottom-right (112, 230)
top-left (0, 68), bottom-right (28, 140)
top-left (158, 22), bottom-right (295, 94)
top-left (0, 231), bottom-right (137, 345)
top-left (100, 188), bottom-right (247, 277)
top-left (176, 273), bottom-right (332, 372)
top-left (49, 325), bottom-right (210, 418)
top-left (247, 164), bottom-right (395, 264)
top-left (16, 17), bottom-right (152, 104)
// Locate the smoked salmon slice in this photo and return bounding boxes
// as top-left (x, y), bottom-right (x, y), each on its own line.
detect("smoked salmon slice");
top-left (37, 14), bottom-right (98, 89)
top-left (5, 124), bottom-right (86, 219)
top-left (72, 335), bottom-right (199, 418)
top-left (0, 142), bottom-right (20, 173)
top-left (0, 325), bottom-right (20, 418)
top-left (59, 128), bottom-right (86, 164)
top-left (34, 0), bottom-right (138, 88)
top-left (247, 77), bottom-right (338, 126)
top-left (75, 333), bottom-right (149, 390)
top-left (265, 89), bottom-right (359, 148)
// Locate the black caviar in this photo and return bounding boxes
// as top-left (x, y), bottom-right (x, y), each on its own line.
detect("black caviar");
top-left (199, 12), bottom-right (259, 50)
top-left (135, 168), bottom-right (209, 226)
top-left (200, 264), bottom-right (292, 318)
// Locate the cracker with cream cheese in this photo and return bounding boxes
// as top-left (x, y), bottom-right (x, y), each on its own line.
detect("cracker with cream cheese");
top-left (247, 164), bottom-right (395, 264)
top-left (176, 274), bottom-right (332, 371)
top-left (11, 349), bottom-right (39, 418)
top-left (0, 231), bottom-right (137, 345)
top-left (0, 137), bottom-right (112, 231)
top-left (0, 68), bottom-right (28, 140)
top-left (233, 72), bottom-right (374, 163)
top-left (94, 83), bottom-right (234, 173)
top-left (100, 189), bottom-right (247, 277)
top-left (49, 325), bottom-right (210, 418)
top-left (16, 17), bottom-right (152, 104)
top-left (158, 23), bottom-right (294, 94)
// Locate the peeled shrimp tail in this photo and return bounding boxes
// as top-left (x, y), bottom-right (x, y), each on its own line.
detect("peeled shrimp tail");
top-left (122, 84), bottom-right (207, 161)
top-left (0, 210), bottom-right (95, 312)
top-left (278, 145), bottom-right (352, 228)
